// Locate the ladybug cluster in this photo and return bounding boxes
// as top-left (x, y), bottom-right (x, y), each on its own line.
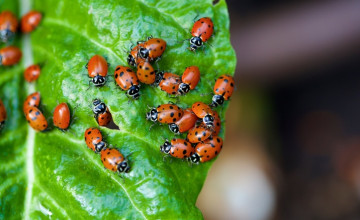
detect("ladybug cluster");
top-left (85, 128), bottom-right (130, 174)
top-left (0, 10), bottom-right (42, 129)
top-left (1, 11), bottom-right (234, 175)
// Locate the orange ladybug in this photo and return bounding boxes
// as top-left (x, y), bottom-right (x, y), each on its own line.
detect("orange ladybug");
top-left (24, 64), bottom-right (41, 82)
top-left (160, 138), bottom-right (194, 159)
top-left (187, 124), bottom-right (212, 143)
top-left (168, 108), bottom-right (198, 134)
top-left (21, 10), bottom-right (42, 33)
top-left (114, 65), bottom-right (140, 99)
top-left (92, 99), bottom-right (112, 127)
top-left (190, 136), bottom-right (223, 163)
top-left (86, 55), bottom-right (108, 87)
top-left (138, 37), bottom-right (166, 61)
top-left (0, 46), bottom-right (22, 66)
top-left (23, 92), bottom-right (40, 113)
top-left (0, 99), bottom-right (7, 129)
top-left (190, 17), bottom-right (214, 51)
top-left (100, 147), bottom-right (130, 173)
top-left (53, 103), bottom-right (71, 130)
top-left (178, 66), bottom-right (200, 95)
top-left (211, 74), bottom-right (235, 107)
top-left (127, 43), bottom-right (145, 67)
top-left (192, 102), bottom-right (214, 128)
top-left (137, 60), bottom-right (156, 84)
top-left (212, 111), bottom-right (221, 136)
top-left (146, 104), bottom-right (183, 124)
top-left (159, 72), bottom-right (181, 95)
top-left (84, 128), bottom-right (107, 153)
top-left (0, 11), bottom-right (18, 42)
top-left (25, 106), bottom-right (48, 131)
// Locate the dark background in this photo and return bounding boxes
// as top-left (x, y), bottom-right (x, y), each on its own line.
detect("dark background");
top-left (197, 0), bottom-right (360, 219)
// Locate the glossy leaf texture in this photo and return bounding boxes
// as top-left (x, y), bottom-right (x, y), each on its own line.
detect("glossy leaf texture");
top-left (0, 0), bottom-right (236, 219)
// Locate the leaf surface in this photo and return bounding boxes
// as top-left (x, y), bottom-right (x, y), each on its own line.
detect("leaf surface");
top-left (0, 0), bottom-right (236, 219)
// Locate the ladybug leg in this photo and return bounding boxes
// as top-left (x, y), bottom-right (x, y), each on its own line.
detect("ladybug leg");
top-left (86, 80), bottom-right (92, 91)
top-left (149, 123), bottom-right (155, 131)
top-left (192, 13), bottom-right (200, 23)
top-left (85, 62), bottom-right (88, 69)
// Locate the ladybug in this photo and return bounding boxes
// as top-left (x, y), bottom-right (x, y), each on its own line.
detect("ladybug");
top-left (211, 74), bottom-right (235, 107)
top-left (24, 64), bottom-right (41, 82)
top-left (23, 92), bottom-right (40, 113)
top-left (190, 17), bottom-right (214, 51)
top-left (114, 65), bottom-right (140, 99)
top-left (86, 55), bottom-right (108, 87)
top-left (100, 147), bottom-right (130, 173)
top-left (25, 106), bottom-right (48, 131)
top-left (160, 138), bottom-right (194, 159)
top-left (146, 104), bottom-right (183, 124)
top-left (0, 46), bottom-right (22, 66)
top-left (212, 111), bottom-right (221, 136)
top-left (168, 108), bottom-right (198, 134)
top-left (138, 37), bottom-right (166, 61)
top-left (159, 72), bottom-right (181, 95)
top-left (92, 99), bottom-right (112, 126)
top-left (127, 43), bottom-right (145, 67)
top-left (190, 136), bottom-right (223, 163)
top-left (137, 60), bottom-right (156, 84)
top-left (53, 103), bottom-right (71, 130)
top-left (0, 99), bottom-right (7, 129)
top-left (154, 70), bottom-right (164, 87)
top-left (187, 124), bottom-right (212, 143)
top-left (0, 11), bottom-right (18, 42)
top-left (21, 11), bottom-right (42, 33)
top-left (84, 128), bottom-right (107, 153)
top-left (178, 66), bottom-right (200, 95)
top-left (192, 102), bottom-right (214, 128)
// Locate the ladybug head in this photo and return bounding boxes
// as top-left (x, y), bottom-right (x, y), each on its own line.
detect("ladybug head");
top-left (190, 153), bottom-right (200, 164)
top-left (92, 99), bottom-right (106, 115)
top-left (138, 47), bottom-right (149, 59)
top-left (160, 140), bottom-right (172, 154)
top-left (127, 85), bottom-right (140, 99)
top-left (0, 29), bottom-right (14, 43)
top-left (146, 108), bottom-right (158, 122)
top-left (168, 123), bottom-right (180, 134)
top-left (92, 75), bottom-right (106, 87)
top-left (178, 83), bottom-right (190, 95)
top-left (211, 94), bottom-right (224, 107)
top-left (153, 71), bottom-right (164, 87)
top-left (203, 114), bottom-right (214, 128)
top-left (117, 160), bottom-right (130, 173)
top-left (127, 54), bottom-right (136, 67)
top-left (95, 141), bottom-right (107, 153)
top-left (189, 36), bottom-right (203, 51)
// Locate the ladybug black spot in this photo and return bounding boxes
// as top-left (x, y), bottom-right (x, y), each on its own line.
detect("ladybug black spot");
top-left (173, 118), bottom-right (176, 122)
top-left (178, 112), bottom-right (181, 117)
top-left (202, 132), bottom-right (206, 137)
top-left (127, 68), bottom-right (132, 72)
top-left (195, 131), bottom-right (198, 135)
top-left (145, 67), bottom-right (149, 70)
top-left (204, 150), bottom-right (207, 153)
top-left (170, 112), bottom-right (174, 117)
top-left (183, 150), bottom-right (187, 155)
top-left (198, 137), bottom-right (201, 141)
top-left (217, 138), bottom-right (221, 143)
top-left (230, 82), bottom-right (234, 87)
top-left (215, 151), bottom-right (218, 155)
top-left (87, 131), bottom-right (91, 134)
top-left (120, 72), bottom-right (124, 77)
top-left (116, 67), bottom-right (120, 71)
top-left (169, 106), bottom-right (173, 109)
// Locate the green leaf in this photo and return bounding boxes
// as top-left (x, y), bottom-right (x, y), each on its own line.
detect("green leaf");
top-left (0, 0), bottom-right (236, 219)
